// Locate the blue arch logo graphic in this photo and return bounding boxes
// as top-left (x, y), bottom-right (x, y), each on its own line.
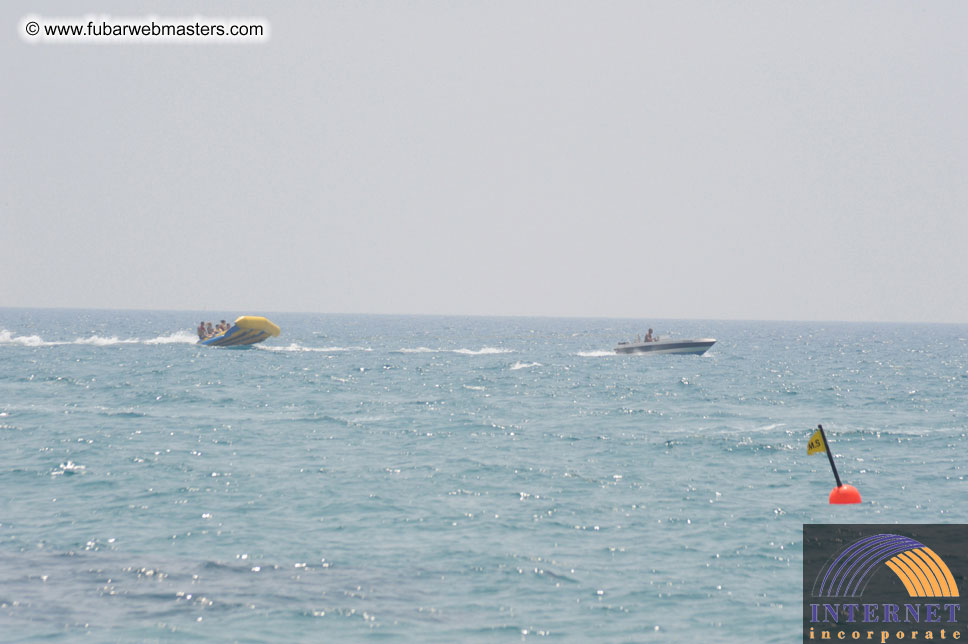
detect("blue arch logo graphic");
top-left (813, 533), bottom-right (960, 599)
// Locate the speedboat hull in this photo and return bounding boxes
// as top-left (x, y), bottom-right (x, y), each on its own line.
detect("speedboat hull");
top-left (198, 316), bottom-right (281, 347)
top-left (614, 339), bottom-right (716, 355)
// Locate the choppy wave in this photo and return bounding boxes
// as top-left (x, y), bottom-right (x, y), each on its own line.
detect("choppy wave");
top-left (258, 343), bottom-right (322, 353)
top-left (394, 347), bottom-right (513, 355)
top-left (51, 461), bottom-right (86, 476)
top-left (258, 343), bottom-right (372, 353)
top-left (453, 347), bottom-right (513, 355)
top-left (2, 329), bottom-right (197, 347)
top-left (510, 361), bottom-right (542, 370)
top-left (74, 335), bottom-right (141, 346)
top-left (0, 330), bottom-right (52, 346)
top-left (144, 331), bottom-right (198, 345)
top-left (576, 350), bottom-right (613, 357)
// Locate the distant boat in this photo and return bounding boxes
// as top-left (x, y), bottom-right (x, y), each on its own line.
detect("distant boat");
top-left (614, 338), bottom-right (715, 355)
top-left (198, 316), bottom-right (281, 347)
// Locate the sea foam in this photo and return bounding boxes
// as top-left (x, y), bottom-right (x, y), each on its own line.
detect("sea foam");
top-left (258, 343), bottom-right (372, 353)
top-left (1, 329), bottom-right (198, 347)
top-left (0, 330), bottom-right (53, 346)
top-left (144, 331), bottom-right (198, 344)
top-left (395, 347), bottom-right (514, 355)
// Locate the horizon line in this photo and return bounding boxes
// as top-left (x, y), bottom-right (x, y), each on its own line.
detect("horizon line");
top-left (0, 305), bottom-right (965, 327)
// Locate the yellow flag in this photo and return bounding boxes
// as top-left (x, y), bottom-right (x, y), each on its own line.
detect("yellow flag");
top-left (807, 429), bottom-right (826, 455)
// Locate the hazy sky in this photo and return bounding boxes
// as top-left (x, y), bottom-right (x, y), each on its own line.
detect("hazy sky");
top-left (3, 2), bottom-right (966, 322)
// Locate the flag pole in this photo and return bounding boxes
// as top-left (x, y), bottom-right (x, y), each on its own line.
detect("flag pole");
top-left (817, 424), bottom-right (842, 487)
top-left (813, 423), bottom-right (861, 504)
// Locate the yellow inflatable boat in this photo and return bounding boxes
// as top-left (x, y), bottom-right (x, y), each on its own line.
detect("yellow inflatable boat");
top-left (198, 316), bottom-right (281, 347)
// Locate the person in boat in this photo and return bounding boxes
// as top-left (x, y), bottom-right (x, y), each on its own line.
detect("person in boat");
top-left (645, 328), bottom-right (655, 342)
top-left (217, 319), bottom-right (229, 333)
top-left (205, 322), bottom-right (215, 337)
top-left (197, 321), bottom-right (208, 340)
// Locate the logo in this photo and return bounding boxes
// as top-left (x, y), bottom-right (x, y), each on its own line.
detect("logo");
top-left (804, 525), bottom-right (966, 643)
top-left (815, 533), bottom-right (959, 599)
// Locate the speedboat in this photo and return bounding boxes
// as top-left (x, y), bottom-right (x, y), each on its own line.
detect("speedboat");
top-left (614, 338), bottom-right (716, 355)
top-left (198, 316), bottom-right (281, 347)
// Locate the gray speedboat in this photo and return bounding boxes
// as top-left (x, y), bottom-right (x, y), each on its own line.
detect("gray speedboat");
top-left (614, 338), bottom-right (716, 355)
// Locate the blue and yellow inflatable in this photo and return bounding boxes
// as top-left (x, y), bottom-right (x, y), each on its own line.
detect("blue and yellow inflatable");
top-left (198, 316), bottom-right (281, 347)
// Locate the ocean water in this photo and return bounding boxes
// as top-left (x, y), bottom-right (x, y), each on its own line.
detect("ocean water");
top-left (1, 309), bottom-right (966, 643)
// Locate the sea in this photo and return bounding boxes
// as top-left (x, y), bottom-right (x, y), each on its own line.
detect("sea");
top-left (1, 309), bottom-right (966, 643)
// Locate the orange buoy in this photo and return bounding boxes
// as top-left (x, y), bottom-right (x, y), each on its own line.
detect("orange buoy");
top-left (829, 484), bottom-right (862, 505)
